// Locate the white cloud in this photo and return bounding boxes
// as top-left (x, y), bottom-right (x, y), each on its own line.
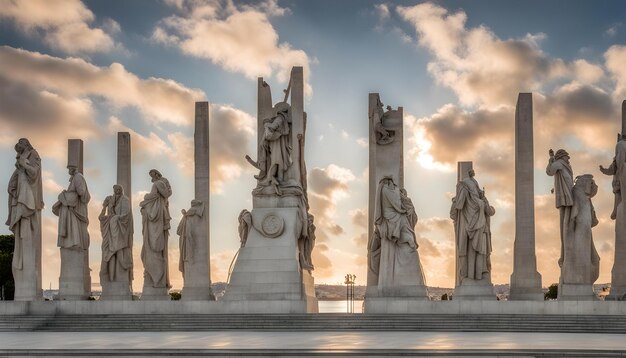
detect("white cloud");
top-left (0, 0), bottom-right (118, 54)
top-left (153, 0), bottom-right (312, 94)
top-left (0, 46), bottom-right (204, 126)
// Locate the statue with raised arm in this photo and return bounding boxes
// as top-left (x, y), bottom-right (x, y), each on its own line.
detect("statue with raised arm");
top-left (371, 98), bottom-right (395, 145)
top-left (99, 184), bottom-right (133, 298)
top-left (560, 174), bottom-right (600, 299)
top-left (140, 169), bottom-right (172, 296)
top-left (6, 138), bottom-right (43, 300)
top-left (373, 176), bottom-right (426, 292)
top-left (546, 148), bottom-right (574, 268)
top-left (246, 101), bottom-right (293, 194)
top-left (450, 169), bottom-right (495, 285)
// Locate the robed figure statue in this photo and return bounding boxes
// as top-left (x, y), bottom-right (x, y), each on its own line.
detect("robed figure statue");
top-left (6, 138), bottom-right (43, 300)
top-left (140, 169), bottom-right (172, 298)
top-left (99, 184), bottom-right (133, 299)
top-left (371, 176), bottom-right (426, 295)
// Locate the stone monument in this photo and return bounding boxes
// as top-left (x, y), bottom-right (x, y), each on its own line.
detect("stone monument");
top-left (509, 93), bottom-right (543, 300)
top-left (177, 102), bottom-right (214, 300)
top-left (450, 163), bottom-right (496, 300)
top-left (99, 184), bottom-right (133, 300)
top-left (558, 174), bottom-right (600, 300)
top-left (52, 139), bottom-right (91, 300)
top-left (223, 67), bottom-right (318, 312)
top-left (6, 138), bottom-right (43, 301)
top-left (139, 169), bottom-right (172, 300)
top-left (546, 148), bottom-right (574, 271)
top-left (602, 100), bottom-right (626, 300)
top-left (364, 94), bottom-right (428, 312)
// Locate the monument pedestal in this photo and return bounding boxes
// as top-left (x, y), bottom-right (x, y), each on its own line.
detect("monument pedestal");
top-left (559, 283), bottom-right (597, 301)
top-left (509, 270), bottom-right (544, 300)
top-left (454, 277), bottom-right (495, 300)
top-left (223, 207), bottom-right (318, 313)
top-left (100, 281), bottom-right (131, 301)
top-left (12, 211), bottom-right (43, 301)
top-left (141, 286), bottom-right (170, 301)
top-left (58, 248), bottom-right (90, 300)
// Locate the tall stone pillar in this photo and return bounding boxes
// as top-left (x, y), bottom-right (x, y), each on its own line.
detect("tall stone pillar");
top-left (364, 93), bottom-right (428, 313)
top-left (607, 100), bottom-right (626, 300)
top-left (509, 93), bottom-right (543, 300)
top-left (99, 132), bottom-right (133, 300)
top-left (58, 139), bottom-right (91, 300)
top-left (180, 102), bottom-right (215, 300)
top-left (117, 132), bottom-right (132, 206)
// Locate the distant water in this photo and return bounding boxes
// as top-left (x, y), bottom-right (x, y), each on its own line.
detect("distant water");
top-left (318, 300), bottom-right (364, 313)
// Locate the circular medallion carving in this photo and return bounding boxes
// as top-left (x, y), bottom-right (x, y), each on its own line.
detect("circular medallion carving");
top-left (261, 214), bottom-right (284, 238)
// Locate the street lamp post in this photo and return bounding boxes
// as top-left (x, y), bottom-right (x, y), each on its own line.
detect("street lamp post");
top-left (344, 274), bottom-right (356, 313)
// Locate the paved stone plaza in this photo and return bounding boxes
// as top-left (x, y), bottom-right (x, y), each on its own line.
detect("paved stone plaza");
top-left (0, 331), bottom-right (625, 356)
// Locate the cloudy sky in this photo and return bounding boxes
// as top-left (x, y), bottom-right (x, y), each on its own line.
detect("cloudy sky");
top-left (1, 0), bottom-right (625, 290)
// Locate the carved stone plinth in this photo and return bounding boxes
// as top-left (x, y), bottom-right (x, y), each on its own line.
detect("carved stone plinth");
top-left (223, 207), bottom-right (318, 312)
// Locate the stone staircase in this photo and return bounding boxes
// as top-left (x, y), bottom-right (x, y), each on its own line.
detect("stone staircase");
top-left (1, 314), bottom-right (626, 333)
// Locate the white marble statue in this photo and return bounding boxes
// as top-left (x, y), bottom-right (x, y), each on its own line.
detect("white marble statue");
top-left (560, 174), bottom-right (600, 295)
top-left (53, 165), bottom-right (91, 250)
top-left (140, 169), bottom-right (172, 292)
top-left (52, 163), bottom-right (91, 299)
top-left (600, 135), bottom-right (626, 300)
top-left (237, 209), bottom-right (252, 248)
top-left (99, 184), bottom-right (133, 296)
top-left (298, 213), bottom-right (316, 271)
top-left (546, 148), bottom-right (574, 268)
top-left (177, 199), bottom-right (204, 277)
top-left (450, 169), bottom-right (495, 284)
top-left (372, 176), bottom-right (426, 291)
top-left (247, 101), bottom-right (293, 193)
top-left (6, 138), bottom-right (43, 300)
top-left (371, 97), bottom-right (395, 145)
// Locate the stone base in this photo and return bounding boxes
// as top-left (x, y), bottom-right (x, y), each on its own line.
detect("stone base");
top-left (223, 207), bottom-right (318, 313)
top-left (58, 248), bottom-right (90, 300)
top-left (509, 270), bottom-right (543, 301)
top-left (141, 286), bottom-right (170, 301)
top-left (454, 278), bottom-right (495, 300)
top-left (4, 300), bottom-right (626, 316)
top-left (365, 285), bottom-right (429, 298)
top-left (558, 283), bottom-right (597, 301)
top-left (181, 286), bottom-right (216, 301)
top-left (606, 284), bottom-right (626, 301)
top-left (100, 281), bottom-right (132, 301)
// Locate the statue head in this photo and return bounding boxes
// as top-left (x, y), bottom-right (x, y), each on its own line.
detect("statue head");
top-left (386, 105), bottom-right (392, 111)
top-left (67, 165), bottom-right (77, 176)
top-left (190, 199), bottom-right (202, 208)
top-left (149, 169), bottom-right (162, 182)
top-left (575, 174), bottom-right (598, 197)
top-left (468, 169), bottom-right (475, 178)
top-left (15, 138), bottom-right (33, 153)
top-left (113, 184), bottom-right (124, 196)
top-left (554, 149), bottom-right (570, 162)
top-left (380, 175), bottom-right (395, 188)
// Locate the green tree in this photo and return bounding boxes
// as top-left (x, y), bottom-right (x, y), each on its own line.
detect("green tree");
top-left (0, 235), bottom-right (15, 300)
top-left (544, 283), bottom-right (558, 300)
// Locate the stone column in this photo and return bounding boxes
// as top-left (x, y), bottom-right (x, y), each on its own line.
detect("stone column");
top-left (455, 161), bottom-right (472, 287)
top-left (367, 93), bottom-right (405, 292)
top-left (117, 132), bottom-right (132, 206)
top-left (58, 139), bottom-right (91, 300)
top-left (608, 100), bottom-right (626, 300)
top-left (509, 93), bottom-right (543, 300)
top-left (180, 102), bottom-right (215, 300)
